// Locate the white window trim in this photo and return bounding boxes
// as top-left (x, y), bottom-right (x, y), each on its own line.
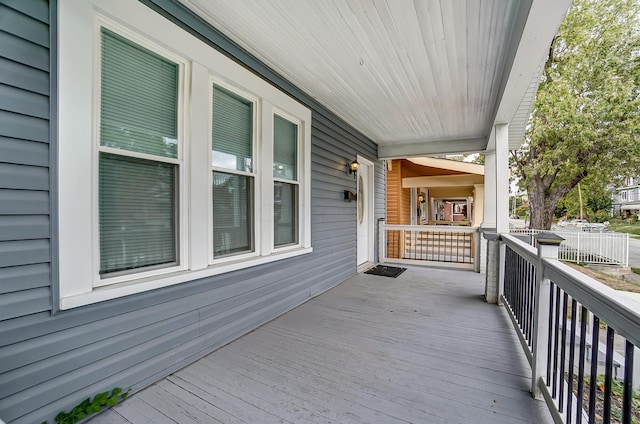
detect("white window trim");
top-left (58, 0), bottom-right (312, 310)
top-left (91, 18), bottom-right (190, 289)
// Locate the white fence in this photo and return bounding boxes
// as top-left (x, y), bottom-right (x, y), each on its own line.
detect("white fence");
top-left (510, 228), bottom-right (629, 267)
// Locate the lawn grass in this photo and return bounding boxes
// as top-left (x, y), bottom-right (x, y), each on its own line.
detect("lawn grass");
top-left (565, 263), bottom-right (640, 293)
top-left (607, 218), bottom-right (640, 236)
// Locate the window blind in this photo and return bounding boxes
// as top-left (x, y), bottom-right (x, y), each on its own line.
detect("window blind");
top-left (212, 172), bottom-right (254, 255)
top-left (100, 28), bottom-right (179, 158)
top-left (274, 181), bottom-right (298, 246)
top-left (99, 28), bottom-right (179, 276)
top-left (211, 86), bottom-right (254, 257)
top-left (273, 115), bottom-right (298, 246)
top-left (273, 115), bottom-right (297, 180)
top-left (99, 153), bottom-right (177, 274)
top-left (212, 85), bottom-right (253, 172)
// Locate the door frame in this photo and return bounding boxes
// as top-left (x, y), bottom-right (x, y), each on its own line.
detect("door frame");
top-left (356, 154), bottom-right (375, 272)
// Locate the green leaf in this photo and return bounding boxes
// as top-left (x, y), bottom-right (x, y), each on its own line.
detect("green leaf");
top-left (93, 391), bottom-right (109, 404)
top-left (86, 403), bottom-right (102, 414)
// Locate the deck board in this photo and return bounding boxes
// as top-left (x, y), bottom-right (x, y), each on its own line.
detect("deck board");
top-left (91, 266), bottom-right (553, 424)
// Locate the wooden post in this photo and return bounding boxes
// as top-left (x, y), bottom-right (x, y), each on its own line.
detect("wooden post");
top-left (531, 233), bottom-right (563, 398)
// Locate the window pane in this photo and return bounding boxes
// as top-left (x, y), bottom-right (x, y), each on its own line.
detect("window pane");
top-left (273, 115), bottom-right (297, 180)
top-left (274, 182), bottom-right (298, 246)
top-left (99, 153), bottom-right (177, 275)
top-left (100, 28), bottom-right (179, 158)
top-left (212, 86), bottom-right (253, 172)
top-left (213, 172), bottom-right (254, 256)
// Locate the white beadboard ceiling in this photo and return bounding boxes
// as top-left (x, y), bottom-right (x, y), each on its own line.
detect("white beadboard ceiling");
top-left (181, 0), bottom-right (570, 158)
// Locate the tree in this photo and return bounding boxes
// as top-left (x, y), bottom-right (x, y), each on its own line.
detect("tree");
top-left (553, 176), bottom-right (613, 222)
top-left (512, 0), bottom-right (640, 229)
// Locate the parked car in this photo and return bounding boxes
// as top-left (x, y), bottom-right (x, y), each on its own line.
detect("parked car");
top-left (585, 222), bottom-right (607, 232)
top-left (569, 219), bottom-right (589, 227)
top-left (510, 214), bottom-right (519, 219)
top-left (557, 220), bottom-right (568, 227)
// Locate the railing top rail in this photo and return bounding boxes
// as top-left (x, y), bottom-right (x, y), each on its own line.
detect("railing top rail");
top-left (543, 258), bottom-right (640, 347)
top-left (501, 233), bottom-right (538, 265)
top-left (511, 227), bottom-right (629, 238)
top-left (380, 224), bottom-right (479, 233)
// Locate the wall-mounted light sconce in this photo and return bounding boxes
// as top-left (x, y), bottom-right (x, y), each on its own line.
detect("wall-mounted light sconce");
top-left (343, 190), bottom-right (357, 201)
top-left (347, 159), bottom-right (359, 178)
top-left (417, 194), bottom-right (425, 203)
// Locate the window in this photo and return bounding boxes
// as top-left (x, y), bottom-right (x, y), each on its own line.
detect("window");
top-left (98, 28), bottom-right (181, 278)
top-left (273, 114), bottom-right (299, 247)
top-left (58, 0), bottom-right (312, 309)
top-left (211, 85), bottom-right (255, 257)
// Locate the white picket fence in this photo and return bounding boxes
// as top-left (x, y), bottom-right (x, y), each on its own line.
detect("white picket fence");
top-left (510, 227), bottom-right (629, 267)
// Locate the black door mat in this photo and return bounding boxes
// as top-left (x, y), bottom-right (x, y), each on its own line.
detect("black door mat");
top-left (364, 265), bottom-right (406, 278)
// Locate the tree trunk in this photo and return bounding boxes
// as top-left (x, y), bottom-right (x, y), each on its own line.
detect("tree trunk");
top-left (528, 175), bottom-right (568, 230)
top-left (529, 197), bottom-right (557, 230)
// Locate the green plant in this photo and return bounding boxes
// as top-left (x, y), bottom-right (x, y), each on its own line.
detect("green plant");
top-left (42, 387), bottom-right (130, 424)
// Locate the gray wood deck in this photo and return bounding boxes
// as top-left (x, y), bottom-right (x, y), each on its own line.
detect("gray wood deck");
top-left (89, 266), bottom-right (552, 424)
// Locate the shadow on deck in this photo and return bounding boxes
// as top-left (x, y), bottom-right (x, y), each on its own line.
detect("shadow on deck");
top-left (90, 266), bottom-right (552, 424)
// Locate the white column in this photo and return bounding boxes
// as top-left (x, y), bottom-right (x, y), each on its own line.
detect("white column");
top-left (423, 188), bottom-right (429, 224)
top-left (482, 124), bottom-right (509, 303)
top-left (410, 188), bottom-right (417, 225)
top-left (473, 184), bottom-right (484, 227)
top-left (495, 124), bottom-right (510, 233)
top-left (481, 124), bottom-right (510, 232)
top-left (482, 151), bottom-right (496, 231)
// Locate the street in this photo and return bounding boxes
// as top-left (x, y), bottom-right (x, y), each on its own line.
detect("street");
top-left (628, 236), bottom-right (640, 269)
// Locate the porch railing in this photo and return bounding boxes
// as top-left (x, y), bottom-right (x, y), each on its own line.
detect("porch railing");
top-left (510, 228), bottom-right (629, 268)
top-left (501, 233), bottom-right (640, 424)
top-left (379, 222), bottom-right (480, 271)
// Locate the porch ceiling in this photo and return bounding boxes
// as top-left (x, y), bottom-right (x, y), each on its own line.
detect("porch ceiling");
top-left (181, 0), bottom-right (570, 158)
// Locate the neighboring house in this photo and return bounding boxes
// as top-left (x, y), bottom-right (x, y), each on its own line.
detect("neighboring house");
top-left (386, 157), bottom-right (484, 227)
top-left (0, 1), bottom-right (569, 423)
top-left (612, 176), bottom-right (640, 217)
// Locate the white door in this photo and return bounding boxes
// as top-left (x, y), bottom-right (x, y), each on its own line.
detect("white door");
top-left (357, 159), bottom-right (372, 267)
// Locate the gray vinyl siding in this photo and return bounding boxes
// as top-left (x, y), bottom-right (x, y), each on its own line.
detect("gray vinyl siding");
top-left (0, 1), bottom-right (385, 423)
top-left (0, 0), bottom-right (52, 333)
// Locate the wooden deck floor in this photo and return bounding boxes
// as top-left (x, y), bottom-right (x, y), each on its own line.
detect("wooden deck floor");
top-left (90, 266), bottom-right (552, 424)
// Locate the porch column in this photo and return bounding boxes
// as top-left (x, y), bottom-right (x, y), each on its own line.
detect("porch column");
top-left (481, 124), bottom-right (510, 233)
top-left (482, 124), bottom-right (509, 303)
top-left (473, 184), bottom-right (484, 227)
top-left (473, 184), bottom-right (486, 273)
